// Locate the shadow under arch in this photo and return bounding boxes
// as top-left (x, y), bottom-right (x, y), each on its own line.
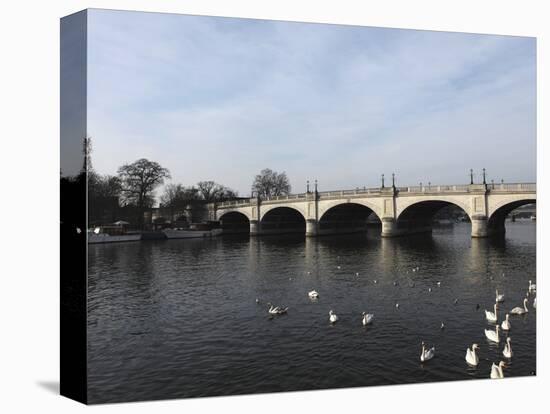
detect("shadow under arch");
top-left (396, 200), bottom-right (471, 235)
top-left (260, 206), bottom-right (306, 235)
top-left (218, 211), bottom-right (250, 234)
top-left (318, 202), bottom-right (381, 235)
top-left (488, 199), bottom-right (536, 235)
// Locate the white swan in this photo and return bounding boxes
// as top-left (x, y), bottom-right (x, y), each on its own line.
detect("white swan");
top-left (485, 325), bottom-right (500, 343)
top-left (329, 310), bottom-right (339, 323)
top-left (501, 314), bottom-right (511, 331)
top-left (495, 290), bottom-right (505, 303)
top-left (510, 298), bottom-right (529, 315)
top-left (267, 302), bottom-right (288, 315)
top-left (485, 304), bottom-right (498, 323)
top-left (528, 280), bottom-right (536, 292)
top-left (308, 290), bottom-right (319, 299)
top-left (465, 344), bottom-right (479, 366)
top-left (420, 341), bottom-right (435, 362)
top-left (533, 297), bottom-right (536, 308)
top-left (490, 361), bottom-right (505, 379)
top-left (503, 337), bottom-right (513, 358)
top-left (362, 312), bottom-right (374, 326)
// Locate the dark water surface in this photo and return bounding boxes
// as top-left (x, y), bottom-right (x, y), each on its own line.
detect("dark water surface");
top-left (88, 222), bottom-right (536, 403)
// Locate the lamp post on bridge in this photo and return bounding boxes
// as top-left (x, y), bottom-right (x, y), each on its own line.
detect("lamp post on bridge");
top-left (306, 180), bottom-right (310, 193)
top-left (470, 169), bottom-right (474, 185)
top-left (482, 168), bottom-right (487, 185)
top-left (392, 172), bottom-right (395, 189)
top-left (381, 174), bottom-right (385, 188)
top-left (314, 179), bottom-right (318, 199)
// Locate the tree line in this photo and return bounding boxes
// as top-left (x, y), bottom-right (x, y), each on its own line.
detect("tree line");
top-left (89, 158), bottom-right (292, 229)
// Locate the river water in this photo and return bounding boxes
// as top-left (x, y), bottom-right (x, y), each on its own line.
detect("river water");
top-left (87, 221), bottom-right (536, 403)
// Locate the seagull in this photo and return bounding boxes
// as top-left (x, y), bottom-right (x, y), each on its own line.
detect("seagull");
top-left (395, 303), bottom-right (400, 309)
top-left (436, 281), bottom-right (441, 287)
top-left (308, 290), bottom-right (319, 299)
top-left (454, 298), bottom-right (459, 304)
top-left (255, 298), bottom-right (260, 304)
top-left (329, 310), bottom-right (339, 324)
top-left (373, 280), bottom-right (378, 284)
top-left (440, 322), bottom-right (445, 330)
top-left (420, 341), bottom-right (435, 362)
top-left (428, 288), bottom-right (432, 293)
top-left (337, 265), bottom-right (341, 270)
top-left (267, 302), bottom-right (288, 315)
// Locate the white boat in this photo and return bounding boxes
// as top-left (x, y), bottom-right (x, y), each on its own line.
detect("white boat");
top-left (88, 233), bottom-right (141, 244)
top-left (163, 228), bottom-right (223, 239)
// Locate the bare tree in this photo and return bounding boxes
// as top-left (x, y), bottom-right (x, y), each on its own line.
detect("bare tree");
top-left (252, 168), bottom-right (291, 198)
top-left (160, 184), bottom-right (200, 223)
top-left (197, 181), bottom-right (238, 202)
top-left (118, 158), bottom-right (170, 229)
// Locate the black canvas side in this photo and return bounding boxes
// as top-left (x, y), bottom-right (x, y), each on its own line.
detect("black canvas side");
top-left (60, 9), bottom-right (88, 404)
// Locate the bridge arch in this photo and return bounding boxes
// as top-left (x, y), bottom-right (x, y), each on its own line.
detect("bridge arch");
top-left (318, 202), bottom-right (381, 235)
top-left (260, 206), bottom-right (306, 235)
top-left (218, 210), bottom-right (251, 234)
top-left (395, 199), bottom-right (472, 235)
top-left (318, 199), bottom-right (383, 222)
top-left (487, 198), bottom-right (536, 234)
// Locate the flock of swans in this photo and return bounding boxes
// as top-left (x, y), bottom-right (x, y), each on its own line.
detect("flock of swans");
top-left (478, 280), bottom-right (536, 378)
top-left (259, 266), bottom-right (536, 380)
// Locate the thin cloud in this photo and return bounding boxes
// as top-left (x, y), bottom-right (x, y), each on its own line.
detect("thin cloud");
top-left (87, 10), bottom-right (536, 196)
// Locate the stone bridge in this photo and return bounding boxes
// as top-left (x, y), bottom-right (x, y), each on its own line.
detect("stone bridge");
top-left (209, 182), bottom-right (536, 238)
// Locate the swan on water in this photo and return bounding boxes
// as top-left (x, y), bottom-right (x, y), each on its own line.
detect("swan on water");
top-left (420, 341), bottom-right (435, 362)
top-left (495, 290), bottom-right (505, 303)
top-left (362, 312), bottom-right (374, 326)
top-left (267, 302), bottom-right (288, 315)
top-left (501, 313), bottom-right (511, 331)
top-left (308, 290), bottom-right (319, 299)
top-left (490, 361), bottom-right (505, 379)
top-left (528, 280), bottom-right (536, 292)
top-left (510, 298), bottom-right (529, 315)
top-left (465, 344), bottom-right (479, 366)
top-left (329, 310), bottom-right (339, 323)
top-left (503, 337), bottom-right (513, 359)
top-left (533, 297), bottom-right (537, 308)
top-left (485, 304), bottom-right (498, 323)
top-left (485, 325), bottom-right (500, 343)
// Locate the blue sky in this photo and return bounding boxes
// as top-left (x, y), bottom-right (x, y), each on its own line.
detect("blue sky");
top-left (87, 9), bottom-right (536, 196)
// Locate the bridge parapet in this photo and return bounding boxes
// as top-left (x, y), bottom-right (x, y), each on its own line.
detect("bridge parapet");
top-left (215, 182), bottom-right (535, 208)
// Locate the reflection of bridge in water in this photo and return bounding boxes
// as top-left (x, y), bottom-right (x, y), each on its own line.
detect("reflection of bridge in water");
top-left (210, 182), bottom-right (536, 238)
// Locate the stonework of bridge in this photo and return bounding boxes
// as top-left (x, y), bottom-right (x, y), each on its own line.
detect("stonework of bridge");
top-left (209, 183), bottom-right (536, 238)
